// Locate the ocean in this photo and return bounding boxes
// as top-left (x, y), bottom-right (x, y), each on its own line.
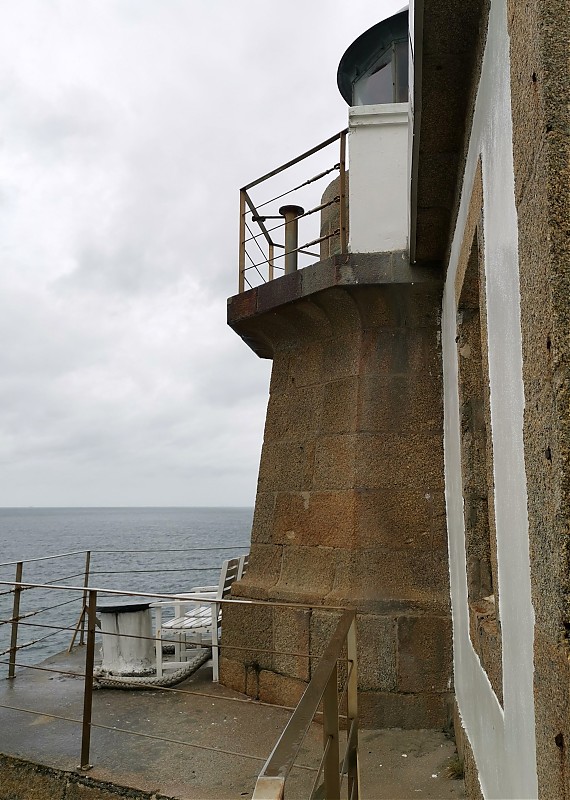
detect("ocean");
top-left (0, 507), bottom-right (253, 675)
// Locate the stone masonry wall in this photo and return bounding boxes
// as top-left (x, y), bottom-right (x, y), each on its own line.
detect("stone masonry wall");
top-left (507, 0), bottom-right (570, 795)
top-left (223, 265), bottom-right (452, 728)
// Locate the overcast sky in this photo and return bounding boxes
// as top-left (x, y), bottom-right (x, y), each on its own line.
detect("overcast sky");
top-left (0, 0), bottom-right (404, 508)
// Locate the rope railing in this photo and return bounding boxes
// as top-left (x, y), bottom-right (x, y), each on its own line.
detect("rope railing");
top-left (238, 129), bottom-right (348, 292)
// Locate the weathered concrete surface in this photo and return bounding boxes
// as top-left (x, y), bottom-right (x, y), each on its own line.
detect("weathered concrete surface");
top-left (507, 0), bottom-right (570, 796)
top-left (225, 256), bottom-right (452, 727)
top-left (0, 648), bottom-right (464, 800)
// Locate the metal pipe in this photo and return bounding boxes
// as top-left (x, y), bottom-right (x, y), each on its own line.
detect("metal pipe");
top-left (253, 610), bottom-right (355, 790)
top-left (79, 589), bottom-right (97, 771)
top-left (8, 562), bottom-right (23, 679)
top-left (269, 242), bottom-right (275, 282)
top-left (323, 663), bottom-right (340, 800)
top-left (0, 579), bottom-right (349, 611)
top-left (279, 205), bottom-right (304, 274)
top-left (0, 550), bottom-right (86, 568)
top-left (242, 128), bottom-right (347, 191)
top-left (67, 550), bottom-right (91, 651)
top-left (80, 550), bottom-right (91, 646)
top-left (347, 618), bottom-right (360, 800)
top-left (239, 190), bottom-right (246, 293)
top-left (339, 130), bottom-right (348, 253)
top-left (243, 190), bottom-right (274, 249)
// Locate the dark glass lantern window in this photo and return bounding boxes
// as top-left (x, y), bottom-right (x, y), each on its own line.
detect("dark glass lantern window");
top-left (337, 8), bottom-right (409, 106)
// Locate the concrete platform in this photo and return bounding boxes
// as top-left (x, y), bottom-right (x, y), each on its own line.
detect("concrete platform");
top-left (0, 648), bottom-right (464, 799)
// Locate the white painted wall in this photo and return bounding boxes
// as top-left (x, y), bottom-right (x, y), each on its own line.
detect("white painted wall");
top-left (441, 1), bottom-right (537, 797)
top-left (348, 103), bottom-right (408, 253)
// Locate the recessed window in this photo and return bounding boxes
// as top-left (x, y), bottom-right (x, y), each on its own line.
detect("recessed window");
top-left (352, 39), bottom-right (408, 105)
top-left (337, 9), bottom-right (409, 107)
top-left (456, 224), bottom-right (503, 705)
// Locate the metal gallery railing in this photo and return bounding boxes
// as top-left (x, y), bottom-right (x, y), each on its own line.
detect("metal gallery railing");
top-left (0, 546), bottom-right (250, 673)
top-left (252, 609), bottom-right (359, 800)
top-left (0, 574), bottom-right (359, 800)
top-left (238, 129), bottom-right (348, 293)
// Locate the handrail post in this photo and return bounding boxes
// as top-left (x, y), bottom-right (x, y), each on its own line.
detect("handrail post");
top-left (347, 617), bottom-right (360, 800)
top-left (339, 130), bottom-right (348, 254)
top-left (239, 190), bottom-right (246, 293)
top-left (279, 205), bottom-right (305, 274)
top-left (323, 662), bottom-right (340, 800)
top-left (269, 242), bottom-right (275, 282)
top-left (79, 589), bottom-right (97, 771)
top-left (8, 562), bottom-right (23, 679)
top-left (69, 550), bottom-right (91, 652)
top-left (79, 550), bottom-right (91, 646)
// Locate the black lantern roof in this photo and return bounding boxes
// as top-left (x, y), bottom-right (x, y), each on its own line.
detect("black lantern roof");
top-left (337, 7), bottom-right (409, 106)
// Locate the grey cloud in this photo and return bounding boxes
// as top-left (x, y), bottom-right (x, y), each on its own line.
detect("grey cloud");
top-left (0, 0), bottom-right (399, 507)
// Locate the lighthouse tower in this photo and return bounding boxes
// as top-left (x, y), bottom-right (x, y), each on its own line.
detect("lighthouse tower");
top-left (222, 7), bottom-right (452, 728)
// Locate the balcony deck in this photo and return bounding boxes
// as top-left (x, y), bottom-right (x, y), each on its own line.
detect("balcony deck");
top-left (0, 647), bottom-right (464, 799)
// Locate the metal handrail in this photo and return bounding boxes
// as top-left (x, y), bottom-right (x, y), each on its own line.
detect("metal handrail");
top-left (0, 551), bottom-right (87, 568)
top-left (0, 580), bottom-right (349, 611)
top-left (238, 129), bottom-right (348, 293)
top-left (0, 546), bottom-right (248, 652)
top-left (252, 609), bottom-right (359, 800)
top-left (0, 574), bottom-right (359, 793)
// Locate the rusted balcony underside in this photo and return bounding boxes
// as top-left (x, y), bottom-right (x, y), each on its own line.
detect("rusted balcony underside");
top-left (227, 252), bottom-right (442, 359)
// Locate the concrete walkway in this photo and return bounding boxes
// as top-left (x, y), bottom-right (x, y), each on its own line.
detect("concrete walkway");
top-left (0, 648), bottom-right (464, 799)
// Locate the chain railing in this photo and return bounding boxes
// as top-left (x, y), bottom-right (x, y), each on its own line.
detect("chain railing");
top-left (239, 130), bottom-right (348, 293)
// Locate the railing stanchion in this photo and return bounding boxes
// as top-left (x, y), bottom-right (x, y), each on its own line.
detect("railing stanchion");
top-left (79, 589), bottom-right (97, 771)
top-left (8, 562), bottom-right (23, 679)
top-left (347, 617), bottom-right (360, 800)
top-left (79, 550), bottom-right (91, 646)
top-left (339, 130), bottom-right (348, 254)
top-left (323, 662), bottom-right (341, 800)
top-left (269, 242), bottom-right (275, 282)
top-left (238, 128), bottom-right (348, 288)
top-left (239, 190), bottom-right (246, 293)
top-left (68, 550), bottom-right (91, 652)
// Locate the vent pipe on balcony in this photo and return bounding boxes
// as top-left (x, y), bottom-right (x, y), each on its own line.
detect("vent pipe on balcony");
top-left (279, 204), bottom-right (304, 274)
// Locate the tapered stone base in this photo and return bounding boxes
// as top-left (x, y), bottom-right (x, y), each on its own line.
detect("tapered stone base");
top-left (224, 254), bottom-right (452, 727)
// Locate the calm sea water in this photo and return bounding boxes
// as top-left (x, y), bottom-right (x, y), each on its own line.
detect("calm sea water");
top-left (0, 507), bottom-right (253, 675)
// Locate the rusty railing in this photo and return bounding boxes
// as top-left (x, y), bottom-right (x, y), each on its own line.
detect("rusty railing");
top-left (0, 546), bottom-right (250, 668)
top-left (0, 569), bottom-right (358, 799)
top-left (252, 609), bottom-right (359, 800)
top-left (239, 129), bottom-right (348, 293)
